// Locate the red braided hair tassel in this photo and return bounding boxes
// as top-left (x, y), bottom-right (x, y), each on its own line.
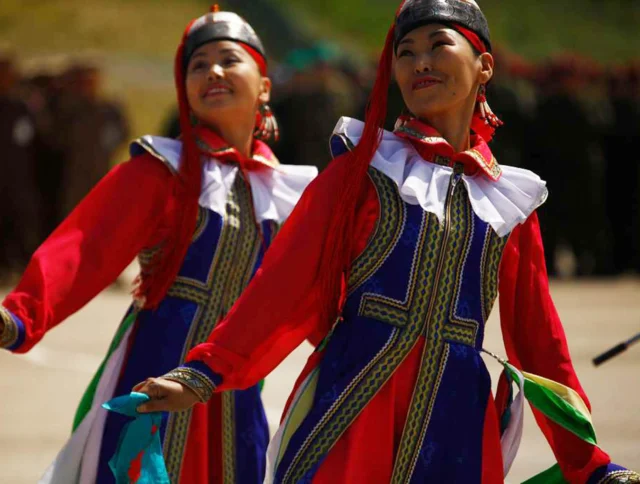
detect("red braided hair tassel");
top-left (135, 20), bottom-right (203, 309)
top-left (319, 23), bottom-right (395, 325)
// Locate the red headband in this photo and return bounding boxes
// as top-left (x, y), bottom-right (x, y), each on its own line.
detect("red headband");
top-left (240, 44), bottom-right (267, 76)
top-left (450, 24), bottom-right (488, 54)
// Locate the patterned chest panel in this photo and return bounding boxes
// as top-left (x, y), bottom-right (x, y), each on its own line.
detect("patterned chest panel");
top-left (278, 167), bottom-right (508, 484)
top-left (347, 167), bottom-right (507, 346)
top-left (145, 171), bottom-right (278, 483)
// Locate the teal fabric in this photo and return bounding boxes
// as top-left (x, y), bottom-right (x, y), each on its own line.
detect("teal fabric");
top-left (102, 393), bottom-right (169, 484)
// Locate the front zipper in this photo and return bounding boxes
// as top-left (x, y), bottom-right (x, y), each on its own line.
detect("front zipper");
top-left (421, 164), bottom-right (462, 330)
top-left (396, 163), bottom-right (464, 484)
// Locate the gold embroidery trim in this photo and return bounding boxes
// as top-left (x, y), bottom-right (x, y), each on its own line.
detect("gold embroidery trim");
top-left (0, 307), bottom-right (19, 349)
top-left (391, 176), bottom-right (471, 482)
top-left (221, 391), bottom-right (237, 484)
top-left (133, 137), bottom-right (179, 175)
top-left (480, 225), bottom-right (509, 321)
top-left (394, 124), bottom-right (447, 145)
top-left (467, 149), bottom-right (502, 179)
top-left (598, 470), bottom-right (640, 484)
top-left (162, 170), bottom-right (262, 482)
top-left (163, 367), bottom-right (216, 403)
top-left (348, 168), bottom-right (406, 294)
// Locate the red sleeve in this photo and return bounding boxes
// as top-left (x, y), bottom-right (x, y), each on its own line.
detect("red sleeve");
top-left (2, 154), bottom-right (175, 353)
top-left (498, 211), bottom-right (610, 482)
top-left (186, 155), bottom-right (379, 391)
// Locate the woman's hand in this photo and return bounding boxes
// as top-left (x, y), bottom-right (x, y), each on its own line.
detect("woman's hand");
top-left (132, 377), bottom-right (200, 413)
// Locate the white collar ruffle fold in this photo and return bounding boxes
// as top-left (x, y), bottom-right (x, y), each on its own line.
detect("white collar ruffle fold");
top-left (131, 136), bottom-right (318, 224)
top-left (332, 117), bottom-right (548, 237)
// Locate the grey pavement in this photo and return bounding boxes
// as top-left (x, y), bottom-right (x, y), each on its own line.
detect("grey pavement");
top-left (1, 279), bottom-right (639, 483)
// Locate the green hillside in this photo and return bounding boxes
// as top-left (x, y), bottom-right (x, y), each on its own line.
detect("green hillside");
top-left (1, 0), bottom-right (637, 147)
top-left (3, 0), bottom-right (637, 62)
top-left (270, 0), bottom-right (640, 62)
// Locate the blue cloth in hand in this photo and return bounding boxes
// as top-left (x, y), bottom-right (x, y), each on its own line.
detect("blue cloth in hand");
top-left (102, 392), bottom-right (170, 484)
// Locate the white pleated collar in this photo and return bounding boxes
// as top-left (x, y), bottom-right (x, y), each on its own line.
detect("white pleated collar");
top-left (130, 136), bottom-right (318, 224)
top-left (331, 117), bottom-right (548, 237)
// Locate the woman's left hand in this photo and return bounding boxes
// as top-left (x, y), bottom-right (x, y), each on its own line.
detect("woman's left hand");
top-left (132, 377), bottom-right (200, 413)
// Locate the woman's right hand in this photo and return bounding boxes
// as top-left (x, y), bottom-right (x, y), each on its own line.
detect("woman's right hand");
top-left (132, 377), bottom-right (200, 413)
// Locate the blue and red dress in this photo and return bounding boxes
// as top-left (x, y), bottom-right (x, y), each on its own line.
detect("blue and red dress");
top-left (0, 127), bottom-right (317, 484)
top-left (176, 117), bottom-right (626, 483)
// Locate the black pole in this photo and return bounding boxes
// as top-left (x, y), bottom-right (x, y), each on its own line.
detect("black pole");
top-left (593, 331), bottom-right (640, 366)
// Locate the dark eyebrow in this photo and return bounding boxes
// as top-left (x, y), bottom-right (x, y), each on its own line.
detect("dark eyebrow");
top-left (429, 29), bottom-right (451, 39)
top-left (190, 52), bottom-right (207, 60)
top-left (399, 29), bottom-right (451, 46)
top-left (219, 47), bottom-right (241, 55)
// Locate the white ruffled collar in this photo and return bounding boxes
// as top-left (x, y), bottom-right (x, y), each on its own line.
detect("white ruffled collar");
top-left (331, 117), bottom-right (548, 237)
top-left (130, 136), bottom-right (318, 224)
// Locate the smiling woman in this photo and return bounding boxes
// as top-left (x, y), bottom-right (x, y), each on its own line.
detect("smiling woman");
top-left (185, 41), bottom-right (272, 156)
top-left (131, 1), bottom-right (637, 483)
top-left (394, 23), bottom-right (494, 151)
top-left (0, 6), bottom-right (317, 484)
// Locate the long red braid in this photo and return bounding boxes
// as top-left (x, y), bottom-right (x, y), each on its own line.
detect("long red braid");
top-left (136, 19), bottom-right (203, 309)
top-left (319, 23), bottom-right (396, 325)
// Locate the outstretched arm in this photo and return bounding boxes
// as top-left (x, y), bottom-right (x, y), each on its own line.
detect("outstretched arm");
top-left (135, 155), bottom-right (381, 411)
top-left (1, 154), bottom-right (173, 353)
top-left (498, 212), bottom-right (637, 483)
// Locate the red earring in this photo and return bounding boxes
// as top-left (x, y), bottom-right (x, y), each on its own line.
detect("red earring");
top-left (254, 103), bottom-right (279, 143)
top-left (477, 84), bottom-right (503, 129)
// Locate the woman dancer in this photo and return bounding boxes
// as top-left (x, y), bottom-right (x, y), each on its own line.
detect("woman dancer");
top-left (135, 1), bottom-right (637, 482)
top-left (0, 7), bottom-right (317, 484)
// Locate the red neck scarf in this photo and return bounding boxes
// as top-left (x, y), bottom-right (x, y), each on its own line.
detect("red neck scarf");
top-left (394, 115), bottom-right (501, 181)
top-left (192, 124), bottom-right (279, 171)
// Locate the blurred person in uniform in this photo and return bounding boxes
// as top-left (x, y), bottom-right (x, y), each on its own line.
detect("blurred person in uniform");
top-left (530, 54), bottom-right (610, 276)
top-left (604, 62), bottom-right (640, 274)
top-left (55, 63), bottom-right (130, 218)
top-left (631, 63), bottom-right (640, 273)
top-left (272, 44), bottom-right (359, 171)
top-left (0, 55), bottom-right (39, 280)
top-left (20, 72), bottom-right (67, 241)
top-left (335, 57), bottom-right (372, 121)
top-left (575, 56), bottom-right (614, 274)
top-left (487, 46), bottom-right (535, 169)
top-left (161, 106), bottom-right (181, 139)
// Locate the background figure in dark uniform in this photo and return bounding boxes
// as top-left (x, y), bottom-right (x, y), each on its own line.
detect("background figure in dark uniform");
top-left (161, 106), bottom-right (181, 139)
top-left (55, 64), bottom-right (130, 218)
top-left (20, 72), bottom-right (66, 241)
top-left (604, 63), bottom-right (640, 274)
top-left (272, 45), bottom-right (360, 171)
top-left (531, 55), bottom-right (611, 276)
top-left (488, 47), bottom-right (536, 169)
top-left (0, 56), bottom-right (40, 280)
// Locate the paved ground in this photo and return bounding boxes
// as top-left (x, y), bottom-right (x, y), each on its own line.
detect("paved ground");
top-left (1, 278), bottom-right (639, 483)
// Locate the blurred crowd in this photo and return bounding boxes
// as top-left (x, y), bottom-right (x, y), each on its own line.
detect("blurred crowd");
top-left (0, 54), bottom-right (129, 283)
top-left (165, 44), bottom-right (640, 276)
top-left (264, 45), bottom-right (640, 278)
top-left (2, 44), bottom-right (639, 282)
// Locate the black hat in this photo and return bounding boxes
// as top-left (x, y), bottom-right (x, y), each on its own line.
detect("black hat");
top-left (394, 0), bottom-right (491, 52)
top-left (183, 10), bottom-right (266, 72)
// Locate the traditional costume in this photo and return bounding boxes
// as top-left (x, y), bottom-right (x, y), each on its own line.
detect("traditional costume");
top-left (162, 1), bottom-right (639, 483)
top-left (0, 9), bottom-right (317, 484)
